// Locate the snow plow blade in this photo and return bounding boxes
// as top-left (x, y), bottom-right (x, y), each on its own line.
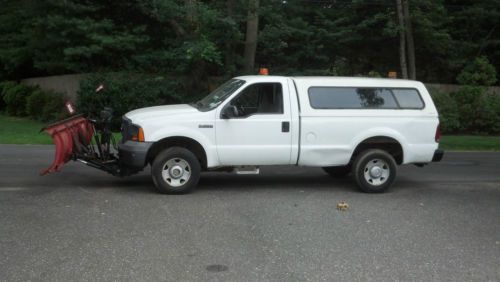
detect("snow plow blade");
top-left (40, 115), bottom-right (94, 175)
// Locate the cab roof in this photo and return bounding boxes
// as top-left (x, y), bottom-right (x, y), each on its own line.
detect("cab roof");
top-left (234, 75), bottom-right (424, 88)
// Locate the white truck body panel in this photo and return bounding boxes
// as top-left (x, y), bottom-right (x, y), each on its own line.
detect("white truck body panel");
top-left (124, 76), bottom-right (440, 168)
top-left (292, 77), bottom-right (439, 165)
top-left (126, 104), bottom-right (220, 167)
top-left (214, 76), bottom-right (294, 165)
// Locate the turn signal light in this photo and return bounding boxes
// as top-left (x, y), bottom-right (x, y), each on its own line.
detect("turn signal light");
top-left (132, 127), bottom-right (145, 142)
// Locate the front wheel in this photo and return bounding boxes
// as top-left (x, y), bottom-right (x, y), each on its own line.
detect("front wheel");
top-left (352, 149), bottom-right (397, 193)
top-left (151, 147), bottom-right (201, 194)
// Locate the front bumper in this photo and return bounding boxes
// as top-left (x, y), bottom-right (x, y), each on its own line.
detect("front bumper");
top-left (118, 141), bottom-right (153, 169)
top-left (432, 149), bottom-right (444, 162)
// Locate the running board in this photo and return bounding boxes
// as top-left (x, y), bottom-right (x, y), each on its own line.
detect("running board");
top-left (234, 166), bottom-right (260, 175)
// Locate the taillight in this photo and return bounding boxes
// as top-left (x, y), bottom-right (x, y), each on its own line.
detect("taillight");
top-left (435, 124), bottom-right (441, 143)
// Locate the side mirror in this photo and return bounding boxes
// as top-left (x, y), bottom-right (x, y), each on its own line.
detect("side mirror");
top-left (221, 105), bottom-right (238, 119)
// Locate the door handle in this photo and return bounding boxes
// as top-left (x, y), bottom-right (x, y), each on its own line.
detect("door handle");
top-left (282, 121), bottom-right (290, 133)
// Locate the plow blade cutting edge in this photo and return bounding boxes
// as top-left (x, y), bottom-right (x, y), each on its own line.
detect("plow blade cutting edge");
top-left (40, 115), bottom-right (94, 175)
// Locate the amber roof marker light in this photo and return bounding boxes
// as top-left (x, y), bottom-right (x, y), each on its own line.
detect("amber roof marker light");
top-left (259, 68), bottom-right (269, 75)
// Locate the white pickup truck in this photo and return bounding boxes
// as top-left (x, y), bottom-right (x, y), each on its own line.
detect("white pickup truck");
top-left (116, 75), bottom-right (443, 194)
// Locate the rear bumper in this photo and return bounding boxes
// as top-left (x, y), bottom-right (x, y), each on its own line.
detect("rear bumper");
top-left (118, 141), bottom-right (153, 169)
top-left (432, 149), bottom-right (444, 162)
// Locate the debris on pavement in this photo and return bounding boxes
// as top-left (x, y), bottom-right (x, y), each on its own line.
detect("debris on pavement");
top-left (337, 201), bottom-right (349, 211)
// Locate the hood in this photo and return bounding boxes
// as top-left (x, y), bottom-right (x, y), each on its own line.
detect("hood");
top-left (124, 104), bottom-right (198, 123)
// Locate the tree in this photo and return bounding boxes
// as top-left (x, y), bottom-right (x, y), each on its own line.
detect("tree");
top-left (396, 0), bottom-right (408, 78)
top-left (0, 0), bottom-right (498, 86)
top-left (402, 0), bottom-right (416, 79)
top-left (454, 57), bottom-right (498, 133)
top-left (243, 0), bottom-right (260, 74)
top-left (0, 0), bottom-right (40, 79)
top-left (445, 0), bottom-right (500, 82)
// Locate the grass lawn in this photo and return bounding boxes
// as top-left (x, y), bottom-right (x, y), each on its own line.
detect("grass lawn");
top-left (0, 114), bottom-right (499, 151)
top-left (0, 115), bottom-right (53, 144)
top-left (0, 115), bottom-right (122, 145)
top-left (439, 135), bottom-right (500, 151)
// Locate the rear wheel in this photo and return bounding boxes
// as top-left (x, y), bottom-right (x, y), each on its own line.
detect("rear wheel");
top-left (322, 165), bottom-right (351, 178)
top-left (352, 149), bottom-right (397, 193)
top-left (151, 147), bottom-right (201, 194)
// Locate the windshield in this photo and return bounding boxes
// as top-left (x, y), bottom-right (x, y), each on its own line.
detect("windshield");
top-left (192, 79), bottom-right (245, 111)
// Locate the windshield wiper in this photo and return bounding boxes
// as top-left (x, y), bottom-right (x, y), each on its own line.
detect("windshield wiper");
top-left (189, 101), bottom-right (204, 110)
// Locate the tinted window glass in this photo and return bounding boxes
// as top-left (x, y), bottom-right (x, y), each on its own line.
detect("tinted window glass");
top-left (195, 79), bottom-right (245, 111)
top-left (308, 87), bottom-right (398, 109)
top-left (229, 83), bottom-right (283, 117)
top-left (392, 89), bottom-right (424, 109)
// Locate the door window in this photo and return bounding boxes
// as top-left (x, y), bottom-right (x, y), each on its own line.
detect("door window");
top-left (227, 83), bottom-right (283, 118)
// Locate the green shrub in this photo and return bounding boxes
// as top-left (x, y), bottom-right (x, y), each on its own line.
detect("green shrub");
top-left (41, 91), bottom-right (66, 122)
top-left (77, 73), bottom-right (185, 129)
top-left (430, 88), bottom-right (460, 133)
top-left (475, 91), bottom-right (500, 134)
top-left (453, 85), bottom-right (484, 133)
top-left (26, 88), bottom-right (66, 121)
top-left (456, 56), bottom-right (497, 86)
top-left (450, 56), bottom-right (499, 135)
top-left (450, 86), bottom-right (500, 135)
top-left (2, 82), bottom-right (36, 116)
top-left (25, 88), bottom-right (46, 119)
top-left (0, 81), bottom-right (16, 112)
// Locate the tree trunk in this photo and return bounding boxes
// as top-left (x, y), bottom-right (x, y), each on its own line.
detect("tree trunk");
top-left (225, 0), bottom-right (236, 70)
top-left (403, 0), bottom-right (416, 79)
top-left (168, 18), bottom-right (186, 37)
top-left (185, 0), bottom-right (197, 30)
top-left (396, 0), bottom-right (408, 79)
top-left (243, 0), bottom-right (260, 74)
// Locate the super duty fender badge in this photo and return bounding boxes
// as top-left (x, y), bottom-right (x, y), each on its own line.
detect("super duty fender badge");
top-left (198, 124), bottom-right (213, 128)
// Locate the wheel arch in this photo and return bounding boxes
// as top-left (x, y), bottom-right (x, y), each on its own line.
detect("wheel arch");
top-left (147, 136), bottom-right (208, 170)
top-left (351, 136), bottom-right (404, 165)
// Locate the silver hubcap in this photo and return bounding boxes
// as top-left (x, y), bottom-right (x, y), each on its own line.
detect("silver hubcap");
top-left (363, 158), bottom-right (390, 186)
top-left (162, 158), bottom-right (191, 187)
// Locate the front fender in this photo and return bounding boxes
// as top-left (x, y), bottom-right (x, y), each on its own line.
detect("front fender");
top-left (148, 126), bottom-right (219, 167)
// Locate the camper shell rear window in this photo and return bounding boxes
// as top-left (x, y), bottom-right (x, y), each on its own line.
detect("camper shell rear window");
top-left (308, 87), bottom-right (424, 110)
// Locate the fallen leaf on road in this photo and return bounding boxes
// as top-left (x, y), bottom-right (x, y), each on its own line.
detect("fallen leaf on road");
top-left (337, 201), bottom-right (349, 211)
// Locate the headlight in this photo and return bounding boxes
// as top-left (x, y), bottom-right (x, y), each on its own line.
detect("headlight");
top-left (121, 117), bottom-right (145, 142)
top-left (130, 125), bottom-right (145, 142)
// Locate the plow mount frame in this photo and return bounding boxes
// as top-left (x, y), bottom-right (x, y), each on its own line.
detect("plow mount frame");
top-left (41, 111), bottom-right (126, 177)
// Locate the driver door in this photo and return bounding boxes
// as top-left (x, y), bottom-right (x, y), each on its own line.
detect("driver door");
top-left (215, 80), bottom-right (292, 165)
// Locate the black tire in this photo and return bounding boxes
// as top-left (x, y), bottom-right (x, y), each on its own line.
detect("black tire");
top-left (352, 149), bottom-right (397, 193)
top-left (151, 147), bottom-right (201, 194)
top-left (322, 165), bottom-right (351, 178)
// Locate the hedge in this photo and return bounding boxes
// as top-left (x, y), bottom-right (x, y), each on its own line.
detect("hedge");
top-left (1, 82), bottom-right (36, 116)
top-left (430, 87), bottom-right (500, 135)
top-left (77, 73), bottom-right (186, 129)
top-left (1, 81), bottom-right (67, 121)
top-left (26, 88), bottom-right (67, 121)
top-left (3, 71), bottom-right (498, 135)
top-left (76, 72), bottom-right (500, 134)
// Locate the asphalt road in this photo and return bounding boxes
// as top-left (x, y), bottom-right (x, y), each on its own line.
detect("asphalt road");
top-left (0, 145), bottom-right (499, 281)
